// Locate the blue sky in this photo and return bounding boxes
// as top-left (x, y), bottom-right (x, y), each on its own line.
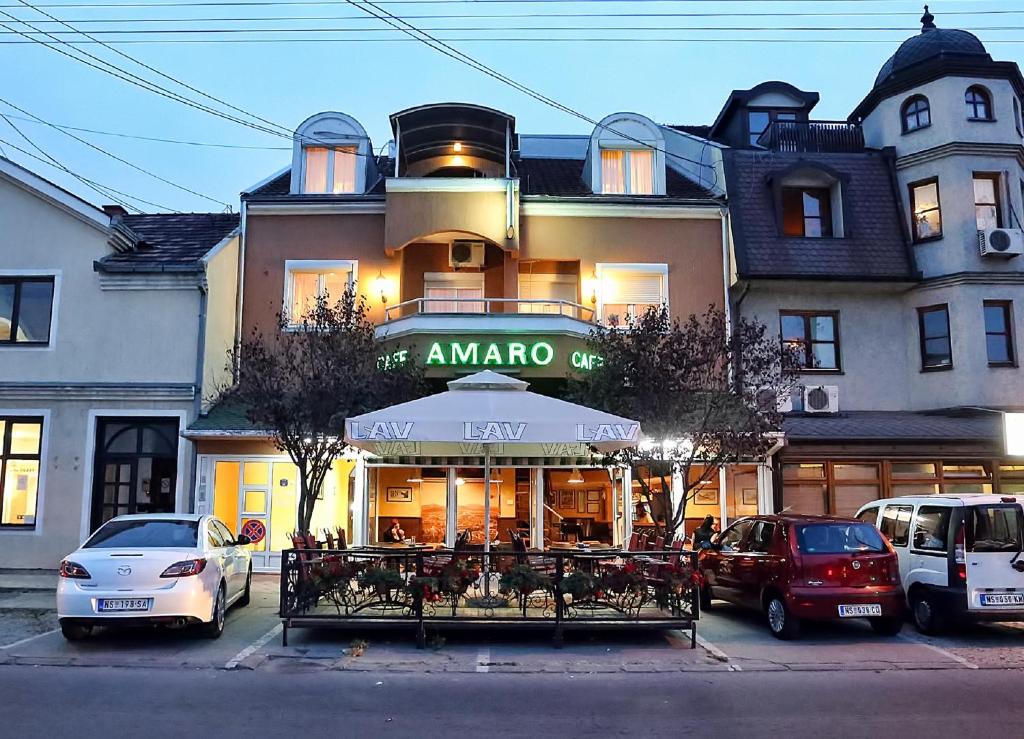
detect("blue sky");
top-left (0, 0), bottom-right (1021, 212)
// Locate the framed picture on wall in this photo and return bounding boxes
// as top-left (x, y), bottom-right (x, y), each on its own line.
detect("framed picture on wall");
top-left (586, 490), bottom-right (601, 503)
top-left (576, 493), bottom-right (588, 514)
top-left (693, 488), bottom-right (720, 506)
top-left (741, 487), bottom-right (758, 506)
top-left (386, 487), bottom-right (413, 503)
top-left (558, 491), bottom-right (574, 508)
top-left (586, 502), bottom-right (601, 514)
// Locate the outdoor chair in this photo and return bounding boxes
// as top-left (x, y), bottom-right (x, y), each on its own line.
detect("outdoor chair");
top-left (653, 535), bottom-right (665, 551)
top-left (511, 531), bottom-right (558, 576)
top-left (323, 529), bottom-right (335, 549)
top-left (637, 533), bottom-right (650, 552)
top-left (335, 527), bottom-right (348, 550)
top-left (627, 531), bottom-right (640, 552)
top-left (422, 529), bottom-right (470, 576)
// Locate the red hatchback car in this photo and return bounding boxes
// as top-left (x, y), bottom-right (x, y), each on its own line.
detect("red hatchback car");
top-left (698, 514), bottom-right (905, 639)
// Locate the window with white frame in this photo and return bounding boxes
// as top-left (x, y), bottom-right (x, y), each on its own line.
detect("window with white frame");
top-left (284, 260), bottom-right (356, 323)
top-left (600, 148), bottom-right (655, 195)
top-left (0, 417), bottom-right (43, 527)
top-left (596, 263), bottom-right (668, 324)
top-left (423, 272), bottom-right (485, 313)
top-left (518, 272), bottom-right (578, 315)
top-left (302, 145), bottom-right (358, 194)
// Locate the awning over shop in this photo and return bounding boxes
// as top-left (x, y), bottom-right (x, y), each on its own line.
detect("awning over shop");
top-left (345, 370), bottom-right (641, 458)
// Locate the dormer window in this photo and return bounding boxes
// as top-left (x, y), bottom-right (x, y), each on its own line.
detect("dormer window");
top-left (772, 164), bottom-right (845, 239)
top-left (782, 188), bottom-right (832, 238)
top-left (749, 110), bottom-right (797, 146)
top-left (586, 113), bottom-right (666, 196)
top-left (600, 148), bottom-right (654, 195)
top-left (901, 95), bottom-right (931, 133)
top-left (289, 112), bottom-right (373, 195)
top-left (965, 86), bottom-right (993, 121)
top-left (302, 146), bottom-right (357, 194)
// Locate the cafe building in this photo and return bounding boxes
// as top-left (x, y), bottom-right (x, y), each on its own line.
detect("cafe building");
top-left (188, 102), bottom-right (769, 569)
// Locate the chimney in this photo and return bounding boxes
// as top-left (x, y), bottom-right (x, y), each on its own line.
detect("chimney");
top-left (101, 204), bottom-right (128, 220)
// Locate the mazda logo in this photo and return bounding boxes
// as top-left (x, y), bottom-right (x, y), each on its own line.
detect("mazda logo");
top-left (117, 565), bottom-right (132, 576)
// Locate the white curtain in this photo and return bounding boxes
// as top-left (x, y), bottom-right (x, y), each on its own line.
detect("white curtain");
top-left (601, 149), bottom-right (626, 194)
top-left (332, 146), bottom-right (357, 194)
top-left (303, 147), bottom-right (328, 193)
top-left (628, 150), bottom-right (654, 195)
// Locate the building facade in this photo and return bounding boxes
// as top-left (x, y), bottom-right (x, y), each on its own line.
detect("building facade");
top-left (0, 157), bottom-right (239, 568)
top-left (724, 12), bottom-right (1024, 516)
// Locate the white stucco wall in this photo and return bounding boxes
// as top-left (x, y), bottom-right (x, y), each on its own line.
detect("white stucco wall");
top-left (738, 281), bottom-right (1024, 412)
top-left (201, 234), bottom-right (240, 408)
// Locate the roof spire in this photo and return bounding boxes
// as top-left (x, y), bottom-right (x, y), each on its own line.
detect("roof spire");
top-left (921, 5), bottom-right (936, 32)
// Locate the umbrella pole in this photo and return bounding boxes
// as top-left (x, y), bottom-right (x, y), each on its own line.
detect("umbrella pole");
top-left (483, 446), bottom-right (491, 597)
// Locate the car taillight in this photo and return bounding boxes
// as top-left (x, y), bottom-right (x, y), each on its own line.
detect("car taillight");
top-left (954, 525), bottom-right (966, 582)
top-left (888, 558), bottom-right (900, 585)
top-left (160, 558), bottom-right (207, 578)
top-left (59, 560), bottom-right (91, 579)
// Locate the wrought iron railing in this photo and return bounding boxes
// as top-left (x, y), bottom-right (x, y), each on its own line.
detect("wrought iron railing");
top-left (383, 297), bottom-right (596, 322)
top-left (756, 120), bottom-right (865, 153)
top-left (279, 547), bottom-right (699, 647)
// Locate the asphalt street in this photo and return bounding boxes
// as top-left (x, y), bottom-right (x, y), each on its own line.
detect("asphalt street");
top-left (2, 664), bottom-right (1022, 738)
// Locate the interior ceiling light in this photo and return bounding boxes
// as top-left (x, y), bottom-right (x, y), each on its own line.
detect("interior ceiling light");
top-left (407, 475), bottom-right (423, 484)
top-left (455, 476), bottom-right (466, 486)
top-left (453, 141), bottom-right (463, 152)
top-left (568, 467), bottom-right (584, 484)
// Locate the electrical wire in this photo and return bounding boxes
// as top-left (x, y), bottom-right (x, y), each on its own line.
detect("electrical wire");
top-left (0, 95), bottom-right (231, 206)
top-left (6, 36), bottom-right (1024, 44)
top-left (5, 24), bottom-right (1024, 33)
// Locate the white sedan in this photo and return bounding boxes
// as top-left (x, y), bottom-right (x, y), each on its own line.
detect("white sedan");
top-left (57, 513), bottom-right (253, 641)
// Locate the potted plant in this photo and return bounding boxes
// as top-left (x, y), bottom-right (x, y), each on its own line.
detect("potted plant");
top-left (406, 575), bottom-right (442, 604)
top-left (599, 560), bottom-right (647, 595)
top-left (437, 558), bottom-right (481, 596)
top-left (498, 564), bottom-right (552, 597)
top-left (559, 570), bottom-right (603, 603)
top-left (358, 565), bottom-right (405, 597)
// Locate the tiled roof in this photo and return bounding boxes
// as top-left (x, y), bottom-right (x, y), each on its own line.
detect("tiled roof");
top-left (187, 399), bottom-right (270, 435)
top-left (246, 157), bottom-right (717, 202)
top-left (97, 212), bottom-right (239, 272)
top-left (518, 157), bottom-right (718, 200)
top-left (784, 411), bottom-right (1001, 442)
top-left (723, 148), bottom-right (916, 281)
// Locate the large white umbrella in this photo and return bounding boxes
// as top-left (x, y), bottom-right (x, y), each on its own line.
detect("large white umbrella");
top-left (346, 370), bottom-right (642, 553)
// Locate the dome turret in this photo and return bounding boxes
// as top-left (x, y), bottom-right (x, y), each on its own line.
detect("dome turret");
top-left (873, 6), bottom-right (989, 88)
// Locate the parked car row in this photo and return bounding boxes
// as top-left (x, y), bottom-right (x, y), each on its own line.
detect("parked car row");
top-left (57, 514), bottom-right (253, 641)
top-left (697, 494), bottom-right (1024, 639)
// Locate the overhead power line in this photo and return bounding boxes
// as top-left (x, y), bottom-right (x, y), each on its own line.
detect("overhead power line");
top-left (6, 36), bottom-right (1024, 45)
top-left (5, 24), bottom-right (1024, 33)
top-left (2, 0), bottom-right (1021, 6)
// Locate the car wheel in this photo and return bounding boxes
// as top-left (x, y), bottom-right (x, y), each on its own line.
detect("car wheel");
top-left (201, 584), bottom-right (226, 639)
top-left (911, 591), bottom-right (946, 635)
top-left (237, 567), bottom-right (252, 608)
top-left (766, 596), bottom-right (801, 640)
top-left (869, 617), bottom-right (903, 636)
top-left (60, 621), bottom-right (92, 642)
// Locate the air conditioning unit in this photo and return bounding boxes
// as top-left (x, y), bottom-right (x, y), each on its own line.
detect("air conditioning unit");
top-left (803, 385), bottom-right (839, 415)
top-left (979, 228), bottom-right (1024, 258)
top-left (449, 240), bottom-right (485, 268)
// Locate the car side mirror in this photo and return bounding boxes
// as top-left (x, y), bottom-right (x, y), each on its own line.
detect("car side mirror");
top-left (235, 534), bottom-right (252, 546)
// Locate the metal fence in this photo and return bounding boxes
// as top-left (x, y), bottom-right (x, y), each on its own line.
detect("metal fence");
top-left (279, 547), bottom-right (700, 648)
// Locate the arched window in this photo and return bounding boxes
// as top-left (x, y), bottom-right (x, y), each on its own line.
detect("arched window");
top-left (901, 95), bottom-right (931, 133)
top-left (965, 86), bottom-right (993, 121)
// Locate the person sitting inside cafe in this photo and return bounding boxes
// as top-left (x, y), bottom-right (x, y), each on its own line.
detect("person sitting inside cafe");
top-left (383, 518), bottom-right (406, 543)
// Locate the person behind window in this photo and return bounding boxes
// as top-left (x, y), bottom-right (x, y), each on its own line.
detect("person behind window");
top-left (691, 515), bottom-right (717, 550)
top-left (384, 518), bottom-right (406, 543)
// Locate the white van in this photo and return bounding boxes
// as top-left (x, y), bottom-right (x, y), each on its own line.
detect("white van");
top-left (856, 495), bottom-right (1024, 634)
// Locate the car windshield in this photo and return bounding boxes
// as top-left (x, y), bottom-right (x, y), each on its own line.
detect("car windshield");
top-left (795, 523), bottom-right (886, 554)
top-left (968, 505), bottom-right (1023, 553)
top-left (84, 519), bottom-right (199, 549)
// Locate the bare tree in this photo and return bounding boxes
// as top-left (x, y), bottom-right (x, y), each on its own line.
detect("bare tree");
top-left (217, 287), bottom-right (425, 533)
top-left (569, 306), bottom-right (798, 541)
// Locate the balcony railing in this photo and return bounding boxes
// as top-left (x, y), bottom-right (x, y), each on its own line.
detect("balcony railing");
top-left (756, 120), bottom-right (865, 153)
top-left (383, 297), bottom-right (596, 323)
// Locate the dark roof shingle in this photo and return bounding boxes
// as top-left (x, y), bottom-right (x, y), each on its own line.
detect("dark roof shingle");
top-left (724, 149), bottom-right (915, 281)
top-left (98, 212), bottom-right (239, 272)
top-left (784, 410), bottom-right (1000, 442)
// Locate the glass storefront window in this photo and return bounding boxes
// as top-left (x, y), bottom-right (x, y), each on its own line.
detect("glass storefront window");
top-left (784, 463), bottom-right (825, 480)
top-left (942, 463), bottom-right (990, 479)
top-left (891, 462), bottom-right (937, 478)
top-left (371, 467), bottom-right (450, 545)
top-left (545, 468), bottom-right (614, 545)
top-left (892, 483), bottom-right (941, 496)
top-left (834, 464), bottom-right (879, 481)
top-left (834, 485), bottom-right (881, 518)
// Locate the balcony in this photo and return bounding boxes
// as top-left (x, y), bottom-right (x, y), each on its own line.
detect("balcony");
top-left (377, 297), bottom-right (596, 341)
top-left (756, 120), bottom-right (865, 154)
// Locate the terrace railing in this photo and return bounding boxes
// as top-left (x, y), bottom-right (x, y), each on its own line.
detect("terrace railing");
top-left (279, 548), bottom-right (699, 648)
top-left (383, 297), bottom-right (596, 323)
top-left (756, 120), bottom-right (865, 154)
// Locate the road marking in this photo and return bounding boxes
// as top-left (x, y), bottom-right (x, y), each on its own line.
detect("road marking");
top-left (898, 633), bottom-right (979, 670)
top-left (476, 646), bottom-right (491, 673)
top-left (224, 623), bottom-right (282, 669)
top-left (0, 628), bottom-right (58, 650)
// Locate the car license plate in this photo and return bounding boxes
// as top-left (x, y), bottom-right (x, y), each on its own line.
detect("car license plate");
top-left (98, 598), bottom-right (152, 612)
top-left (838, 604), bottom-right (882, 617)
top-left (980, 593), bottom-right (1024, 606)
